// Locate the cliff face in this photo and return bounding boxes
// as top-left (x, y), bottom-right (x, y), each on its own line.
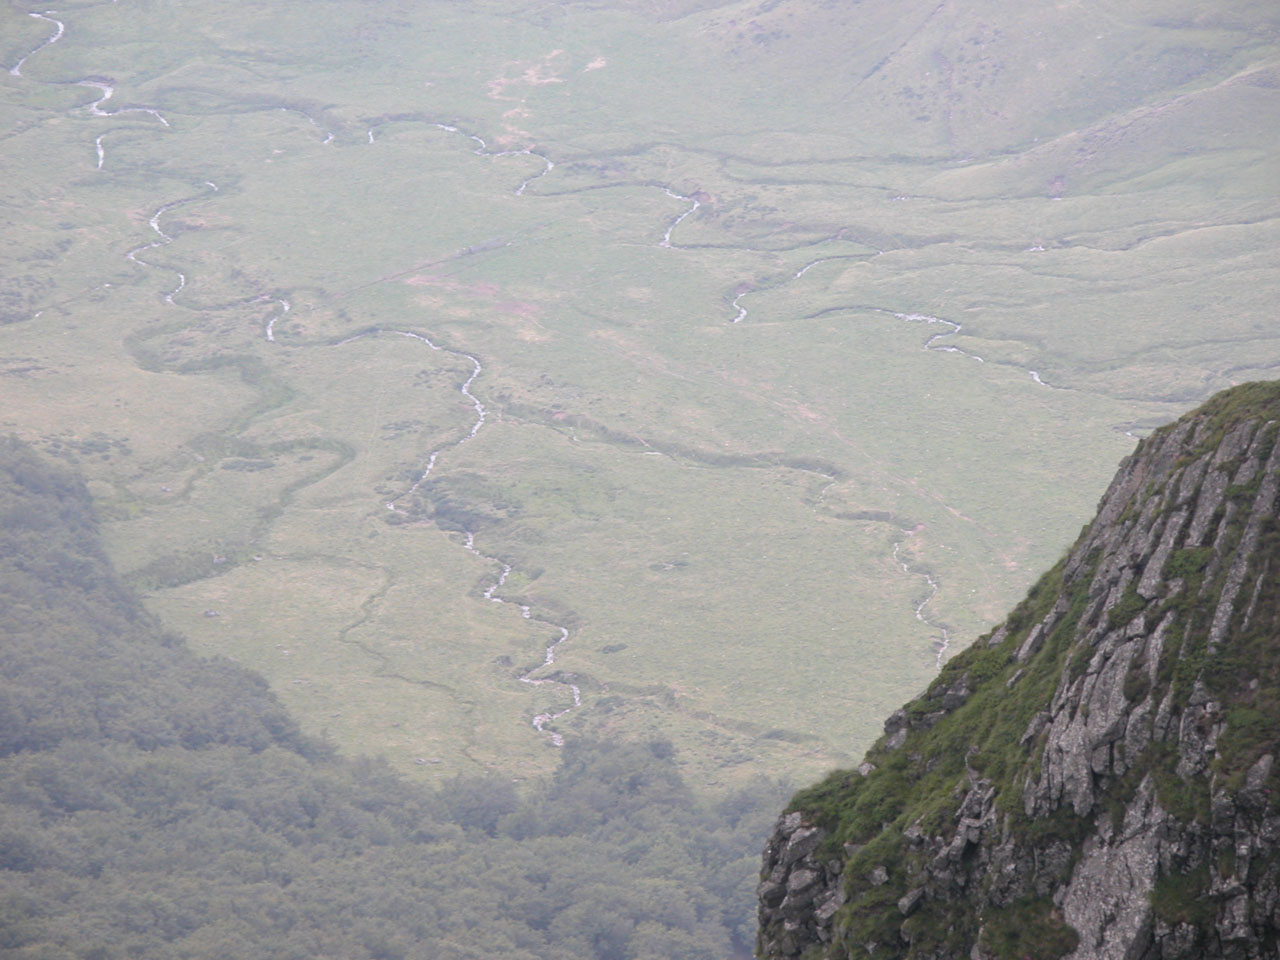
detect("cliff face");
top-left (758, 383), bottom-right (1280, 960)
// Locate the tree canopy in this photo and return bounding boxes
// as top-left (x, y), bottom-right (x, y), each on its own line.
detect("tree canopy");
top-left (0, 438), bottom-right (786, 959)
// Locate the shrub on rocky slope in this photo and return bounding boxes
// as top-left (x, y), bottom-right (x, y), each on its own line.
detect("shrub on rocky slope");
top-left (759, 382), bottom-right (1280, 960)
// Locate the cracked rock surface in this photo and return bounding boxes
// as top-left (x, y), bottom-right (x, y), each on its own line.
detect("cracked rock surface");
top-left (759, 383), bottom-right (1280, 960)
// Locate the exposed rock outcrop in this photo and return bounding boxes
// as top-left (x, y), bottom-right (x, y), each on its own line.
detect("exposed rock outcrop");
top-left (759, 382), bottom-right (1280, 960)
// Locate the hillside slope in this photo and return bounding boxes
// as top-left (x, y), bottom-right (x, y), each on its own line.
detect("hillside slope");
top-left (0, 438), bottom-right (786, 959)
top-left (758, 382), bottom-right (1280, 959)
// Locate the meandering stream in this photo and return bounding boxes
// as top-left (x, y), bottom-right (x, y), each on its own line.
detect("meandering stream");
top-left (125, 183), bottom-right (218, 303)
top-left (893, 541), bottom-right (951, 666)
top-left (9, 11), bottom-right (64, 77)
top-left (79, 79), bottom-right (170, 126)
top-left (11, 6), bottom-right (1076, 744)
top-left (661, 189), bottom-right (701, 248)
top-left (11, 11), bottom-right (584, 746)
top-left (260, 297), bottom-right (289, 342)
top-left (421, 122), bottom-right (556, 196)
top-left (463, 533), bottom-right (580, 746)
top-left (378, 331), bottom-right (580, 744)
top-left (327, 324), bottom-right (583, 745)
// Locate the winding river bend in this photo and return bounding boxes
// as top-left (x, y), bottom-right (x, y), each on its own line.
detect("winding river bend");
top-left (463, 533), bottom-right (580, 746)
top-left (260, 297), bottom-right (289, 342)
top-left (79, 79), bottom-right (170, 126)
top-left (9, 11), bottom-right (64, 77)
top-left (382, 329), bottom-right (581, 745)
top-left (144, 114), bottom-right (569, 746)
top-left (320, 326), bottom-right (583, 746)
top-left (420, 121), bottom-right (556, 196)
top-left (715, 254), bottom-right (1062, 659)
top-left (661, 188), bottom-right (701, 248)
top-left (893, 540), bottom-right (951, 666)
top-left (126, 183), bottom-right (219, 304)
top-left (35, 35), bottom-right (582, 742)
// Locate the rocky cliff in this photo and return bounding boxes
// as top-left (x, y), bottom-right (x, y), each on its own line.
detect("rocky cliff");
top-left (758, 382), bottom-right (1280, 960)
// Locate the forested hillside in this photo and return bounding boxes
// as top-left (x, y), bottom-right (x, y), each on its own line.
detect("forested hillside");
top-left (0, 438), bottom-right (785, 959)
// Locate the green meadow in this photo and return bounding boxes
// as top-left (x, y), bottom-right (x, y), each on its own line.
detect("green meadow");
top-left (3, 0), bottom-right (1278, 787)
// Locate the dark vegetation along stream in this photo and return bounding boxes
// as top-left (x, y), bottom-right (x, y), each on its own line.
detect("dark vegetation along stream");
top-left (126, 184), bottom-right (216, 305)
top-left (353, 323), bottom-right (584, 746)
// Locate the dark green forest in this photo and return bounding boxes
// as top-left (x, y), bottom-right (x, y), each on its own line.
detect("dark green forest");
top-left (0, 437), bottom-right (787, 959)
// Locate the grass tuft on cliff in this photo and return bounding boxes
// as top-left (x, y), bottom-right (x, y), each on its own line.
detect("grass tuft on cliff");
top-left (769, 381), bottom-right (1280, 959)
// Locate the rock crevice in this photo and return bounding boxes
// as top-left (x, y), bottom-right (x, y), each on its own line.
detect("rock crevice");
top-left (759, 384), bottom-right (1280, 960)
